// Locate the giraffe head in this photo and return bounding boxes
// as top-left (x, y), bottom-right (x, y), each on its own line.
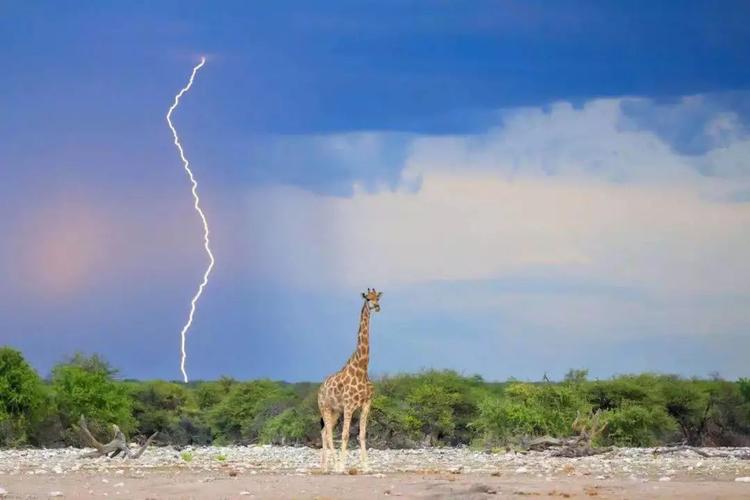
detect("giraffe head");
top-left (362, 288), bottom-right (383, 312)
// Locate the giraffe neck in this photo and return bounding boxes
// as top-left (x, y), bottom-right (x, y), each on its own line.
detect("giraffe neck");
top-left (346, 300), bottom-right (371, 371)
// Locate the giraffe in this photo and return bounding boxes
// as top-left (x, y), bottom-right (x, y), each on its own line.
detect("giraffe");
top-left (318, 288), bottom-right (382, 472)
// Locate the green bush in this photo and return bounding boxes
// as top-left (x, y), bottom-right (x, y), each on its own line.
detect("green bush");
top-left (600, 404), bottom-right (676, 446)
top-left (587, 375), bottom-right (656, 411)
top-left (702, 380), bottom-right (750, 446)
top-left (405, 383), bottom-right (460, 445)
top-left (0, 348), bottom-right (46, 446)
top-left (260, 408), bottom-right (309, 445)
top-left (739, 378), bottom-right (750, 404)
top-left (368, 393), bottom-right (419, 448)
top-left (473, 382), bottom-right (591, 445)
top-left (660, 379), bottom-right (711, 445)
top-left (1, 347), bottom-right (749, 450)
top-left (51, 353), bottom-right (134, 444)
top-left (372, 370), bottom-right (487, 447)
top-left (129, 380), bottom-right (210, 445)
top-left (473, 397), bottom-right (546, 444)
top-left (209, 380), bottom-right (292, 444)
top-left (195, 379), bottom-right (232, 410)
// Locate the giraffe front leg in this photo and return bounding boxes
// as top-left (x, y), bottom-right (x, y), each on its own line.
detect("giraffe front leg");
top-left (359, 401), bottom-right (371, 472)
top-left (337, 408), bottom-right (352, 473)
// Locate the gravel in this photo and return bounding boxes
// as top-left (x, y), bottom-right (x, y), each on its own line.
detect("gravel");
top-left (0, 445), bottom-right (748, 481)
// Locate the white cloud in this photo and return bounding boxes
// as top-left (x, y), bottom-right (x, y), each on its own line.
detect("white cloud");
top-left (244, 98), bottom-right (750, 303)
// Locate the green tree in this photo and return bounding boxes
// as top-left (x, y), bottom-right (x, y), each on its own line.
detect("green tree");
top-left (209, 380), bottom-right (291, 444)
top-left (51, 353), bottom-right (134, 444)
top-left (473, 382), bottom-right (591, 446)
top-left (0, 347), bottom-right (46, 446)
top-left (129, 380), bottom-right (210, 445)
top-left (195, 379), bottom-right (232, 410)
top-left (738, 378), bottom-right (750, 404)
top-left (661, 379), bottom-right (711, 445)
top-left (601, 404), bottom-right (676, 446)
top-left (564, 369), bottom-right (589, 385)
top-left (368, 393), bottom-right (419, 448)
top-left (406, 383), bottom-right (460, 445)
top-left (260, 408), bottom-right (309, 445)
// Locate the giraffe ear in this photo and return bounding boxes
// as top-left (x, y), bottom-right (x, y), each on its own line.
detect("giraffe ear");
top-left (377, 292), bottom-right (383, 298)
top-left (362, 292), bottom-right (368, 299)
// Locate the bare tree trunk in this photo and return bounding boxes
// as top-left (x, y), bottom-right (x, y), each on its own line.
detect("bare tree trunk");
top-left (77, 415), bottom-right (158, 460)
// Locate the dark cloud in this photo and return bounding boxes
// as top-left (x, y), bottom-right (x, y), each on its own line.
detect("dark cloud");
top-left (620, 92), bottom-right (750, 156)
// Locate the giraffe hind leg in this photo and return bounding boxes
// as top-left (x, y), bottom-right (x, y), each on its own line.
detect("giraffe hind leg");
top-left (323, 410), bottom-right (340, 472)
top-left (320, 409), bottom-right (336, 472)
top-left (328, 411), bottom-right (339, 471)
top-left (320, 414), bottom-right (328, 471)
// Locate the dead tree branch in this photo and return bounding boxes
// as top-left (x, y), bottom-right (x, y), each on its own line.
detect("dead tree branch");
top-left (653, 445), bottom-right (750, 460)
top-left (77, 415), bottom-right (157, 459)
top-left (525, 410), bottom-right (613, 457)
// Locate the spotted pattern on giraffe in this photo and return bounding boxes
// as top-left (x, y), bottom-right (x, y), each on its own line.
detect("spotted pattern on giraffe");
top-left (318, 288), bottom-right (382, 472)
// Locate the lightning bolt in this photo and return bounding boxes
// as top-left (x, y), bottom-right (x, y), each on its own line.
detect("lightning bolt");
top-left (166, 56), bottom-right (214, 383)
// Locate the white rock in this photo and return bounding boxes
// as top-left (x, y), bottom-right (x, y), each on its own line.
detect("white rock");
top-left (735, 477), bottom-right (750, 482)
top-left (0, 487), bottom-right (7, 498)
top-left (113, 482), bottom-right (124, 488)
top-left (102, 479), bottom-right (109, 483)
top-left (49, 492), bottom-right (64, 497)
top-left (515, 466), bottom-right (528, 474)
top-left (52, 465), bottom-right (63, 474)
top-left (659, 476), bottom-right (672, 482)
top-left (239, 491), bottom-right (252, 496)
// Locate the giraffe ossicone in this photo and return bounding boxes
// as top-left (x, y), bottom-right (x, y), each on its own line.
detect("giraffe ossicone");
top-left (318, 288), bottom-right (382, 473)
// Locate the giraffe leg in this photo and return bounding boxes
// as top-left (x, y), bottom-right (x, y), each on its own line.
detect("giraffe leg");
top-left (320, 409), bottom-right (330, 471)
top-left (337, 408), bottom-right (352, 473)
top-left (326, 412), bottom-right (339, 471)
top-left (359, 400), bottom-right (371, 471)
top-left (322, 410), bottom-right (339, 472)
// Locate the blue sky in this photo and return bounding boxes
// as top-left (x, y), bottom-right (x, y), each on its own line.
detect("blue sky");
top-left (2, 1), bottom-right (750, 381)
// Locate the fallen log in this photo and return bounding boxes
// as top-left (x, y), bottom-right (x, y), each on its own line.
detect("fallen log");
top-left (553, 445), bottom-right (613, 458)
top-left (527, 435), bottom-right (582, 451)
top-left (653, 445), bottom-right (750, 460)
top-left (78, 415), bottom-right (158, 459)
top-left (526, 410), bottom-right (613, 458)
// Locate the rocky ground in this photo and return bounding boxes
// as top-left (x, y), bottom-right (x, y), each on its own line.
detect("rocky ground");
top-left (0, 446), bottom-right (749, 498)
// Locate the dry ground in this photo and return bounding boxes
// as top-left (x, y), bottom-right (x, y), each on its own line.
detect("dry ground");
top-left (2, 470), bottom-right (750, 499)
top-left (1, 446), bottom-right (749, 499)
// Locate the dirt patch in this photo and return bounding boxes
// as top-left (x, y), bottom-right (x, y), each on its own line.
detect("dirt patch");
top-left (1, 471), bottom-right (750, 499)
